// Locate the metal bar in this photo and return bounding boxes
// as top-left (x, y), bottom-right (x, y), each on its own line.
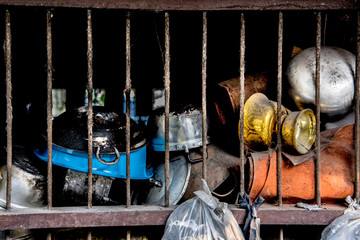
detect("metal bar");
top-left (46, 9), bottom-right (53, 210)
top-left (276, 11), bottom-right (283, 206)
top-left (125, 11), bottom-right (131, 208)
top-left (323, 13), bottom-right (327, 46)
top-left (0, 0), bottom-right (357, 10)
top-left (279, 228), bottom-right (284, 240)
top-left (315, 12), bottom-right (322, 206)
top-left (164, 12), bottom-right (170, 207)
top-left (355, 11), bottom-right (360, 201)
top-left (239, 12), bottom-right (245, 196)
top-left (127, 230), bottom-right (131, 240)
top-left (201, 11), bottom-right (207, 181)
top-left (87, 9), bottom-right (94, 209)
top-left (87, 231), bottom-right (91, 240)
top-left (5, 9), bottom-right (12, 211)
top-left (0, 204), bottom-right (347, 229)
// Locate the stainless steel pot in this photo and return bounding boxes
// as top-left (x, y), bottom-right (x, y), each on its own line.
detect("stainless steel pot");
top-left (286, 46), bottom-right (355, 119)
top-left (0, 146), bottom-right (46, 209)
top-left (147, 104), bottom-right (210, 162)
top-left (143, 154), bottom-right (191, 206)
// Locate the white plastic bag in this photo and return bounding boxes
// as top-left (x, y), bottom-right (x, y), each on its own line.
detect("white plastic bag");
top-left (321, 196), bottom-right (360, 240)
top-left (162, 179), bottom-right (245, 240)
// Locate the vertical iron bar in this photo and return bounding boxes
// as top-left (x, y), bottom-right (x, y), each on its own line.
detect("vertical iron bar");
top-left (87, 9), bottom-right (94, 209)
top-left (5, 9), bottom-right (12, 211)
top-left (164, 12), bottom-right (170, 207)
top-left (239, 13), bottom-right (245, 196)
top-left (355, 11), bottom-right (360, 201)
top-left (202, 11), bottom-right (207, 181)
top-left (315, 12), bottom-right (322, 206)
top-left (87, 231), bottom-right (91, 240)
top-left (46, 9), bottom-right (53, 210)
top-left (276, 11), bottom-right (283, 206)
top-left (125, 11), bottom-right (131, 208)
top-left (323, 13), bottom-right (327, 46)
top-left (127, 230), bottom-right (131, 240)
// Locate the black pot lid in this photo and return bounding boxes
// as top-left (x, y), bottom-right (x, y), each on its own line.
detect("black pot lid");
top-left (52, 106), bottom-right (146, 154)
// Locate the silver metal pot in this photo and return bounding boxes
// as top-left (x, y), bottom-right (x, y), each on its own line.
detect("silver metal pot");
top-left (61, 169), bottom-right (116, 206)
top-left (0, 146), bottom-right (46, 209)
top-left (286, 46), bottom-right (355, 119)
top-left (143, 154), bottom-right (191, 206)
top-left (147, 104), bottom-right (210, 162)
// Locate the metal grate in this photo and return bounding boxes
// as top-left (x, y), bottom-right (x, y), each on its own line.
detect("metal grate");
top-left (0, 1), bottom-right (359, 238)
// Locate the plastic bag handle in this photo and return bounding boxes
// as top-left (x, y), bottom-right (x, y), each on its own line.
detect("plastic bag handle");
top-left (95, 146), bottom-right (120, 165)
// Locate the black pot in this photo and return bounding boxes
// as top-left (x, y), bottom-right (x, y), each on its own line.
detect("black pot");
top-left (52, 106), bottom-right (147, 154)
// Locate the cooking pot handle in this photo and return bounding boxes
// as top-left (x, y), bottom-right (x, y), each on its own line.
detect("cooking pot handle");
top-left (184, 146), bottom-right (208, 163)
top-left (96, 147), bottom-right (120, 165)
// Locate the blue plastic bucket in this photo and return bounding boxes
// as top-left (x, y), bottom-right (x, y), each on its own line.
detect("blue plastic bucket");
top-left (33, 144), bottom-right (152, 179)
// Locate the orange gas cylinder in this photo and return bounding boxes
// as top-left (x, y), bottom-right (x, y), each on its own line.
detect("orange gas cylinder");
top-left (247, 124), bottom-right (356, 203)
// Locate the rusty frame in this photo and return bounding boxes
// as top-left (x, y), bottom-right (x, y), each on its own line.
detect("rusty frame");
top-left (1, 0), bottom-right (360, 237)
top-left (0, 0), bottom-right (357, 10)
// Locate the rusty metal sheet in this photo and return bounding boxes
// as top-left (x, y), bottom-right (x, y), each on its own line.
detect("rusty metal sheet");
top-left (0, 0), bottom-right (357, 10)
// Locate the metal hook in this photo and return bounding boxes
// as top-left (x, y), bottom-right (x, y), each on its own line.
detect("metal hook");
top-left (95, 146), bottom-right (120, 165)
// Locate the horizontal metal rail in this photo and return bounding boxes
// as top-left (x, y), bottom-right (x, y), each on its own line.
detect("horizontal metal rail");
top-left (0, 204), bottom-right (346, 230)
top-left (0, 0), bottom-right (357, 10)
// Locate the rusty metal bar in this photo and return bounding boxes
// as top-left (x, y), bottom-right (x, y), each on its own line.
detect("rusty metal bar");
top-left (164, 12), bottom-right (170, 207)
top-left (239, 12), bottom-right (245, 196)
top-left (125, 11), bottom-right (131, 208)
top-left (276, 11), bottom-right (283, 206)
top-left (279, 228), bottom-right (284, 240)
top-left (0, 204), bottom-right (347, 229)
top-left (127, 230), bottom-right (131, 240)
top-left (46, 9), bottom-right (53, 210)
top-left (87, 231), bottom-right (91, 240)
top-left (87, 9), bottom-right (94, 209)
top-left (0, 0), bottom-right (357, 10)
top-left (315, 12), bottom-right (322, 206)
top-left (5, 9), bottom-right (12, 211)
top-left (355, 11), bottom-right (360, 201)
top-left (201, 11), bottom-right (207, 181)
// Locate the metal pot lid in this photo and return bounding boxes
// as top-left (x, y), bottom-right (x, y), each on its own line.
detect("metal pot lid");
top-left (52, 106), bottom-right (146, 154)
top-left (144, 154), bottom-right (190, 205)
top-left (148, 104), bottom-right (210, 152)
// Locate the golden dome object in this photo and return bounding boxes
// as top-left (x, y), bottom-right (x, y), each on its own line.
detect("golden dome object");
top-left (241, 93), bottom-right (316, 154)
top-left (242, 93), bottom-right (288, 149)
top-left (281, 109), bottom-right (316, 154)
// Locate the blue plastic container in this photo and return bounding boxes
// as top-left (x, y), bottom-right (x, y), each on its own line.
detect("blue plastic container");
top-left (33, 144), bottom-right (152, 179)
